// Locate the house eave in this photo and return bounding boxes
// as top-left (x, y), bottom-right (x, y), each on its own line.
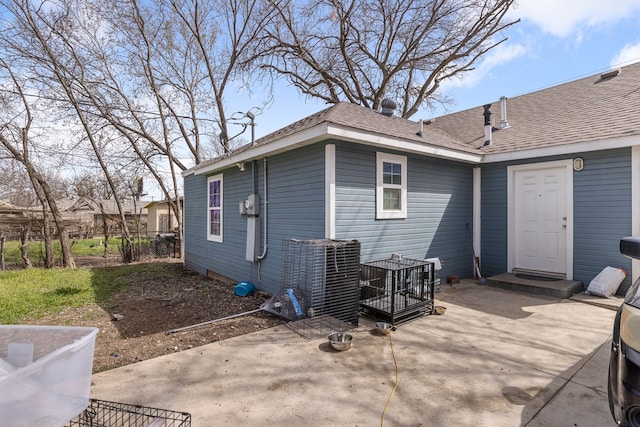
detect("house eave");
top-left (483, 134), bottom-right (640, 163)
top-left (327, 124), bottom-right (483, 163)
top-left (186, 121), bottom-right (483, 177)
top-left (186, 123), bottom-right (331, 176)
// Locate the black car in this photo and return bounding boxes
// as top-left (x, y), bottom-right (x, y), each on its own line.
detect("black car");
top-left (609, 237), bottom-right (640, 426)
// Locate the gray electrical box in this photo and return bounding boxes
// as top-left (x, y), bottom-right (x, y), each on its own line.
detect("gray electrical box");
top-left (244, 193), bottom-right (260, 261)
top-left (240, 193), bottom-right (259, 217)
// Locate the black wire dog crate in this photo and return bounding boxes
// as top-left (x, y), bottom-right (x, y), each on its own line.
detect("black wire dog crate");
top-left (282, 239), bottom-right (361, 339)
top-left (66, 399), bottom-right (191, 426)
top-left (359, 256), bottom-right (435, 325)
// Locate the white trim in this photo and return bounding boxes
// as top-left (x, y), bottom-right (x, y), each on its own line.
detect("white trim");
top-left (507, 160), bottom-right (574, 279)
top-left (325, 144), bottom-right (336, 239)
top-left (327, 124), bottom-right (482, 163)
top-left (207, 174), bottom-right (223, 243)
top-left (186, 122), bottom-right (640, 177)
top-left (190, 124), bottom-right (330, 176)
top-left (376, 152), bottom-right (407, 219)
top-left (484, 135), bottom-right (640, 163)
top-left (473, 167), bottom-right (481, 259)
top-left (632, 146), bottom-right (640, 284)
top-left (188, 122), bottom-right (482, 177)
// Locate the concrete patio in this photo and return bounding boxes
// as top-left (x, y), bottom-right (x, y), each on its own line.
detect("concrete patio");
top-left (88, 280), bottom-right (619, 426)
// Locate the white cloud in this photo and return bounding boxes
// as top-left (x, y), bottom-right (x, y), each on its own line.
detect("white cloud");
top-left (610, 42), bottom-right (640, 67)
top-left (510, 0), bottom-right (640, 37)
top-left (442, 42), bottom-right (528, 90)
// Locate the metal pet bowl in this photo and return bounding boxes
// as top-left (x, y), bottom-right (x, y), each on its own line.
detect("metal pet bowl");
top-left (328, 332), bottom-right (352, 351)
top-left (373, 322), bottom-right (396, 335)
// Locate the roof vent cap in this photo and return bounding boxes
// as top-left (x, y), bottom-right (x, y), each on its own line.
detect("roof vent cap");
top-left (380, 98), bottom-right (397, 117)
top-left (600, 69), bottom-right (621, 80)
top-left (499, 96), bottom-right (510, 129)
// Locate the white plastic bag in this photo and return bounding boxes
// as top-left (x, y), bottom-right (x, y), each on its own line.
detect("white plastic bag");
top-left (586, 266), bottom-right (626, 298)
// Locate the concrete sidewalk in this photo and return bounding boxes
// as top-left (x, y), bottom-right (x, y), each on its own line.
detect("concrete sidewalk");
top-left (89, 280), bottom-right (618, 426)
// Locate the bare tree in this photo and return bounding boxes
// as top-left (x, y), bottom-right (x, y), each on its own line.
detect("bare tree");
top-left (49, 0), bottom-right (275, 257)
top-left (257, 0), bottom-right (519, 118)
top-left (0, 162), bottom-right (65, 268)
top-left (0, 58), bottom-right (76, 268)
top-left (0, 161), bottom-right (37, 207)
top-left (0, 235), bottom-right (5, 270)
top-left (19, 225), bottom-right (32, 268)
top-left (0, 0), bottom-right (148, 262)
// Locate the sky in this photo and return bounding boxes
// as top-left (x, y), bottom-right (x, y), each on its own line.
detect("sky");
top-left (145, 0), bottom-right (640, 200)
top-left (237, 0), bottom-right (640, 140)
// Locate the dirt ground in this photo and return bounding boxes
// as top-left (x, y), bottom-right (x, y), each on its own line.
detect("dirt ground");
top-left (26, 258), bottom-right (286, 373)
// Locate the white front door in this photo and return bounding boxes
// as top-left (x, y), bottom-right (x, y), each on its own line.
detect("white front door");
top-left (509, 161), bottom-right (572, 277)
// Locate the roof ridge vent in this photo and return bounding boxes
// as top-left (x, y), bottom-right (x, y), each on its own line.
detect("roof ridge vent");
top-left (600, 68), bottom-right (621, 80)
top-left (380, 98), bottom-right (397, 117)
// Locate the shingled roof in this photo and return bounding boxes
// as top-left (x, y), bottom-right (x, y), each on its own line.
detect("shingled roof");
top-left (429, 61), bottom-right (640, 156)
top-left (0, 200), bottom-right (23, 213)
top-left (187, 61), bottom-right (640, 176)
top-left (252, 102), bottom-right (477, 153)
top-left (189, 102), bottom-right (482, 175)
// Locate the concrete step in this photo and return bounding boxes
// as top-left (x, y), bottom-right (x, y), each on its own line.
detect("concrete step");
top-left (570, 292), bottom-right (623, 311)
top-left (486, 272), bottom-right (584, 299)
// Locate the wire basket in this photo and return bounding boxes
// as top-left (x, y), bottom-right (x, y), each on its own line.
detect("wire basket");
top-left (66, 399), bottom-right (191, 427)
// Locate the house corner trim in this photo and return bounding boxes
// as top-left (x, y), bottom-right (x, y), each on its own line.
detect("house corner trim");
top-left (632, 146), bottom-right (640, 283)
top-left (325, 144), bottom-right (336, 239)
top-left (473, 167), bottom-right (481, 260)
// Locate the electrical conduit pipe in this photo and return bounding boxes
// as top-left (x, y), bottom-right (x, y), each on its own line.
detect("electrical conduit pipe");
top-left (257, 157), bottom-right (268, 260)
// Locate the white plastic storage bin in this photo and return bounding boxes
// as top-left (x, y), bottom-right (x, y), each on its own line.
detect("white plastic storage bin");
top-left (0, 325), bottom-right (98, 427)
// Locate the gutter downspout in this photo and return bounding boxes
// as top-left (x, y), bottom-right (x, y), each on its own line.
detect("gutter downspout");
top-left (257, 157), bottom-right (268, 260)
top-left (473, 167), bottom-right (482, 276)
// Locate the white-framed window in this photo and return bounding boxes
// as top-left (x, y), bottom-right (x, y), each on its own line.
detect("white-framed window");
top-left (376, 152), bottom-right (407, 219)
top-left (207, 174), bottom-right (223, 242)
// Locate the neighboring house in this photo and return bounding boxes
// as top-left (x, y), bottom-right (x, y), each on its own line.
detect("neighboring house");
top-left (57, 198), bottom-right (95, 238)
top-left (182, 61), bottom-right (640, 296)
top-left (144, 198), bottom-right (182, 238)
top-left (0, 200), bottom-right (39, 237)
top-left (65, 197), bottom-right (150, 237)
top-left (0, 198), bottom-right (150, 240)
top-left (0, 200), bottom-right (81, 239)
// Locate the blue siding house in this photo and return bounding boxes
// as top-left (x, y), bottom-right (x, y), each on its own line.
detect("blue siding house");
top-left (183, 102), bottom-right (480, 295)
top-left (183, 61), bottom-right (640, 296)
top-left (430, 62), bottom-right (640, 294)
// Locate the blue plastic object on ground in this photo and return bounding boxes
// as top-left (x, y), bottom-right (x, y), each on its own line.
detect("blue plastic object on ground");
top-left (286, 288), bottom-right (303, 317)
top-left (234, 281), bottom-right (256, 297)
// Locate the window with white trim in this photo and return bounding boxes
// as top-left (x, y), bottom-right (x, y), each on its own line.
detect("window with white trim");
top-left (376, 153), bottom-right (407, 219)
top-left (207, 174), bottom-right (223, 242)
